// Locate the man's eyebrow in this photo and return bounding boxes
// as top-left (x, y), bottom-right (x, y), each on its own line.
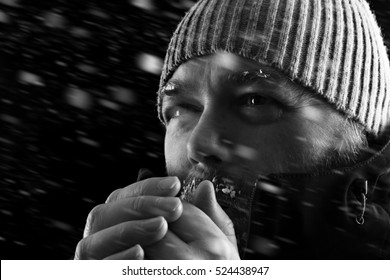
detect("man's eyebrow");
top-left (223, 69), bottom-right (271, 85)
top-left (225, 69), bottom-right (317, 105)
top-left (158, 81), bottom-right (184, 98)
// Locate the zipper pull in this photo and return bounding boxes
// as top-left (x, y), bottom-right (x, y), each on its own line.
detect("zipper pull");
top-left (351, 178), bottom-right (368, 225)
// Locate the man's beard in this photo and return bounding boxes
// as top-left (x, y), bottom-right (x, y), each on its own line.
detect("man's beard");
top-left (177, 165), bottom-right (258, 204)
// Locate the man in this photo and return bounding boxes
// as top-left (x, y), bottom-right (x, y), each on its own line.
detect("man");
top-left (75, 0), bottom-right (390, 259)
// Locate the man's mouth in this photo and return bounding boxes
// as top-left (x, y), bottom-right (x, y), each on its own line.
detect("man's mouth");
top-left (178, 173), bottom-right (251, 203)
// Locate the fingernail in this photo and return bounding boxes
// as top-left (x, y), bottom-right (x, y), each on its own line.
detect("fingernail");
top-left (157, 197), bottom-right (181, 212)
top-left (141, 217), bottom-right (164, 232)
top-left (130, 244), bottom-right (144, 260)
top-left (157, 177), bottom-right (179, 190)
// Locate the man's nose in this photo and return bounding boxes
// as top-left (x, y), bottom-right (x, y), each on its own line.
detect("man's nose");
top-left (186, 111), bottom-right (232, 166)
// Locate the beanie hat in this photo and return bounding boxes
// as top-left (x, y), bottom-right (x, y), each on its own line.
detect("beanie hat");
top-left (158, 0), bottom-right (390, 135)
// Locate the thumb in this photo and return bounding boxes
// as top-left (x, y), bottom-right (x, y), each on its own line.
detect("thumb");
top-left (193, 180), bottom-right (237, 245)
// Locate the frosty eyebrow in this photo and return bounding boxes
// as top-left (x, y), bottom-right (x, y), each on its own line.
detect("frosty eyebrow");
top-left (159, 69), bottom-right (272, 97)
top-left (224, 69), bottom-right (271, 85)
top-left (159, 81), bottom-right (184, 98)
top-left (159, 68), bottom-right (314, 104)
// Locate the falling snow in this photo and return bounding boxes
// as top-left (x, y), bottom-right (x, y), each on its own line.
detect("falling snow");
top-left (18, 71), bottom-right (45, 86)
top-left (65, 87), bottom-right (93, 110)
top-left (0, 0), bottom-right (19, 7)
top-left (130, 0), bottom-right (155, 11)
top-left (234, 144), bottom-right (257, 160)
top-left (43, 12), bottom-right (66, 28)
top-left (0, 10), bottom-right (10, 23)
top-left (137, 53), bottom-right (164, 75)
top-left (110, 86), bottom-right (137, 105)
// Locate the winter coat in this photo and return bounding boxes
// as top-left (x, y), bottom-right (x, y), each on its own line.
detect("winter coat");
top-left (216, 133), bottom-right (390, 259)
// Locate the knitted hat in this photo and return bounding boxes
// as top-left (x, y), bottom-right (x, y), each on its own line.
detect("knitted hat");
top-left (158, 0), bottom-right (390, 135)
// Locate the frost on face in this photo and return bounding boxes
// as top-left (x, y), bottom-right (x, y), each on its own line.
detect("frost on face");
top-left (213, 176), bottom-right (240, 199)
top-left (179, 175), bottom-right (244, 203)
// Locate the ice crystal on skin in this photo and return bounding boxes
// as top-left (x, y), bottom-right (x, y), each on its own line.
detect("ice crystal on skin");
top-left (212, 176), bottom-right (240, 199)
top-left (179, 176), bottom-right (241, 203)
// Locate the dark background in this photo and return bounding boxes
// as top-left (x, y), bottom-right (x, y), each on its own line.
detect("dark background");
top-left (0, 0), bottom-right (389, 259)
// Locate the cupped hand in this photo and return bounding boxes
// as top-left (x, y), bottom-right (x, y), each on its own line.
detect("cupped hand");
top-left (74, 177), bottom-right (183, 260)
top-left (144, 180), bottom-right (240, 259)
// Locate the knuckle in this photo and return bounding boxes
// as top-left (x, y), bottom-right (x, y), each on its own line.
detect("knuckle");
top-left (84, 204), bottom-right (104, 236)
top-left (116, 223), bottom-right (136, 247)
top-left (136, 177), bottom-right (160, 195)
top-left (105, 177), bottom-right (161, 204)
top-left (154, 197), bottom-right (163, 208)
top-left (223, 218), bottom-right (236, 236)
top-left (116, 223), bottom-right (126, 241)
top-left (75, 238), bottom-right (92, 260)
top-left (105, 188), bottom-right (121, 203)
top-left (132, 196), bottom-right (145, 211)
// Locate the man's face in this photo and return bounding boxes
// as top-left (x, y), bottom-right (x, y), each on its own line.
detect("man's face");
top-left (161, 53), bottom-right (358, 185)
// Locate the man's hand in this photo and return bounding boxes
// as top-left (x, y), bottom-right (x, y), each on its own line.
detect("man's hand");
top-left (74, 177), bottom-right (183, 260)
top-left (74, 177), bottom-right (239, 259)
top-left (144, 180), bottom-right (240, 259)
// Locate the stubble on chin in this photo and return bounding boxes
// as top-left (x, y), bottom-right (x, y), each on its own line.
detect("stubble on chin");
top-left (167, 165), bottom-right (258, 203)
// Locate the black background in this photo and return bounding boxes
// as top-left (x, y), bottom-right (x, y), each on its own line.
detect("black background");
top-left (0, 0), bottom-right (389, 259)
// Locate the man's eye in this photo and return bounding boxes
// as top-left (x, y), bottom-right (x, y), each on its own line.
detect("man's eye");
top-left (171, 108), bottom-right (181, 119)
top-left (242, 95), bottom-right (268, 106)
top-left (163, 104), bottom-right (200, 124)
top-left (237, 94), bottom-right (283, 124)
